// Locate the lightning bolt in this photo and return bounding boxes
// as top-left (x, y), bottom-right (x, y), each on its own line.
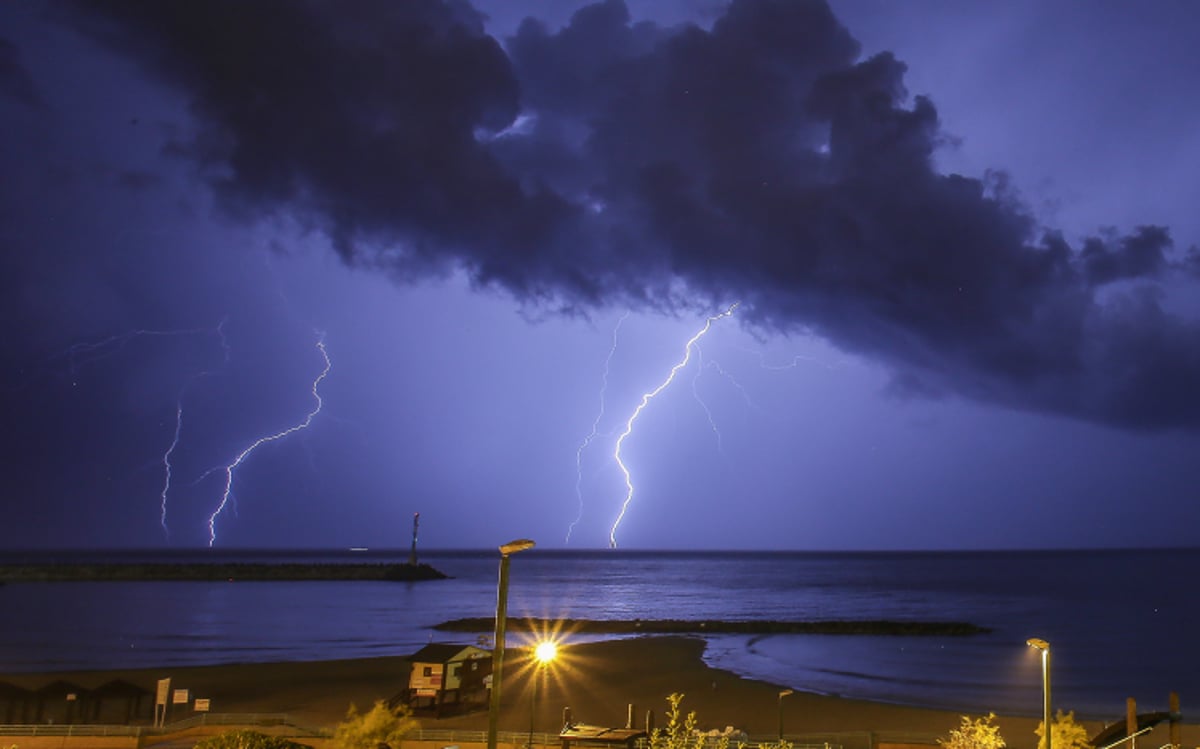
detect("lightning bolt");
top-left (567, 312), bottom-right (629, 545)
top-left (206, 332), bottom-right (331, 547)
top-left (159, 318), bottom-right (231, 540)
top-left (609, 303), bottom-right (739, 548)
top-left (62, 326), bottom-right (216, 384)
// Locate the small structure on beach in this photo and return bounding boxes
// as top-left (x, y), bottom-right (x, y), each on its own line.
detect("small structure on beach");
top-left (406, 643), bottom-right (491, 715)
top-left (559, 706), bottom-right (649, 749)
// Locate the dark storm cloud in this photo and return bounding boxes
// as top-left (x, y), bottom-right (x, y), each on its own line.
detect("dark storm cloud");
top-left (64, 0), bottom-right (1200, 429)
top-left (0, 35), bottom-right (43, 108)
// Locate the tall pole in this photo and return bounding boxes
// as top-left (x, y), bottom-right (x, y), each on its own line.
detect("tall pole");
top-left (778, 689), bottom-right (794, 740)
top-left (529, 641), bottom-right (558, 749)
top-left (529, 664), bottom-right (540, 749)
top-left (1043, 646), bottom-right (1051, 749)
top-left (488, 540), bottom-right (535, 749)
top-left (1028, 638), bottom-right (1051, 749)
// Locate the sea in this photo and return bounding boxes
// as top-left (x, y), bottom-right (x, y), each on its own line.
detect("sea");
top-left (0, 548), bottom-right (1195, 722)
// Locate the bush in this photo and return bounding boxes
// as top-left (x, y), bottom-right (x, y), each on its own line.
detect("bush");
top-left (647, 693), bottom-right (791, 749)
top-left (1035, 710), bottom-right (1091, 749)
top-left (193, 729), bottom-right (312, 749)
top-left (939, 714), bottom-right (1006, 749)
top-left (331, 699), bottom-right (419, 749)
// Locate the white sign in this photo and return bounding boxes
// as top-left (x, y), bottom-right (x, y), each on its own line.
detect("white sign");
top-left (155, 678), bottom-right (171, 707)
top-left (194, 698), bottom-right (211, 712)
top-left (172, 688), bottom-right (190, 705)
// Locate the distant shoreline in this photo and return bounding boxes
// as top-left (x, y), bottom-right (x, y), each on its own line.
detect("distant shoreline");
top-left (435, 615), bottom-right (990, 636)
top-left (0, 561), bottom-right (448, 582)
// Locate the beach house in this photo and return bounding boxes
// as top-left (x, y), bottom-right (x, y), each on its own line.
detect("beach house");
top-left (406, 643), bottom-right (492, 714)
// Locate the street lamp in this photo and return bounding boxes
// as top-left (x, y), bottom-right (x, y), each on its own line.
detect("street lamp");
top-left (488, 539), bottom-right (536, 749)
top-left (529, 640), bottom-right (558, 749)
top-left (777, 689), bottom-right (794, 740)
top-left (1027, 638), bottom-right (1051, 749)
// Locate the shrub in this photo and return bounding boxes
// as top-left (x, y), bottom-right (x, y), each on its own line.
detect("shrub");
top-left (939, 714), bottom-right (1006, 749)
top-left (1035, 710), bottom-right (1091, 749)
top-left (331, 699), bottom-right (419, 749)
top-left (193, 729), bottom-right (312, 749)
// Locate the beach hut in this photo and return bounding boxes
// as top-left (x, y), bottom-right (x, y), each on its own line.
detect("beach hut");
top-left (33, 680), bottom-right (90, 724)
top-left (88, 679), bottom-right (152, 724)
top-left (407, 643), bottom-right (491, 715)
top-left (0, 681), bottom-right (33, 724)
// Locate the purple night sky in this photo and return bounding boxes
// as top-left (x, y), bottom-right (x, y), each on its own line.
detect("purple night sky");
top-left (2, 0), bottom-right (1198, 551)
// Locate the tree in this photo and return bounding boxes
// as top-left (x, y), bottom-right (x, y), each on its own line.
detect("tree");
top-left (331, 700), bottom-right (419, 749)
top-left (939, 714), bottom-right (1006, 749)
top-left (1035, 710), bottom-right (1091, 749)
top-left (193, 729), bottom-right (312, 749)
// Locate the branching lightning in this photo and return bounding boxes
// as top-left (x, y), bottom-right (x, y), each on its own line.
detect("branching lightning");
top-left (608, 303), bottom-right (739, 548)
top-left (568, 312), bottom-right (629, 545)
top-left (62, 327), bottom-right (216, 384)
top-left (159, 318), bottom-right (231, 540)
top-left (690, 345), bottom-right (754, 452)
top-left (206, 332), bottom-right (331, 546)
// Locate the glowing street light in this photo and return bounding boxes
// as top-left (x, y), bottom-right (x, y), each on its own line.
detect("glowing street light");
top-left (529, 640), bottom-right (559, 749)
top-left (777, 689), bottom-right (795, 740)
top-left (1027, 637), bottom-right (1051, 749)
top-left (487, 539), bottom-right (536, 749)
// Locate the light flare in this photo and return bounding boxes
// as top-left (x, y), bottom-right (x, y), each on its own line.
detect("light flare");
top-left (608, 303), bottom-right (739, 548)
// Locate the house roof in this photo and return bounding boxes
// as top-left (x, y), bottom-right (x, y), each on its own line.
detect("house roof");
top-left (35, 680), bottom-right (89, 698)
top-left (410, 643), bottom-right (489, 664)
top-left (0, 681), bottom-right (32, 700)
top-left (91, 679), bottom-right (152, 698)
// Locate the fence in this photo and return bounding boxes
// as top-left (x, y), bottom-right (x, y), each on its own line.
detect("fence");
top-left (0, 718), bottom-right (938, 749)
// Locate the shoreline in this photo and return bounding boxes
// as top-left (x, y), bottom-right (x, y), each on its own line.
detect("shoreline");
top-left (436, 616), bottom-right (990, 636)
top-left (0, 562), bottom-right (448, 582)
top-left (1, 637), bottom-right (1194, 749)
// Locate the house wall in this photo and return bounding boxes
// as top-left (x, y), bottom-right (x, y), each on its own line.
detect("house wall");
top-left (409, 663), bottom-right (444, 698)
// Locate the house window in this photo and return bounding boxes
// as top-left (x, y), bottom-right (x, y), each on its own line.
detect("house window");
top-left (471, 661), bottom-right (478, 671)
top-left (423, 666), bottom-right (433, 677)
top-left (452, 665), bottom-right (462, 678)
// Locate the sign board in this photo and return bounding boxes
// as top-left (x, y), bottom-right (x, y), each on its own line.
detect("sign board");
top-left (172, 688), bottom-right (190, 705)
top-left (156, 678), bottom-right (171, 707)
top-left (194, 698), bottom-right (211, 712)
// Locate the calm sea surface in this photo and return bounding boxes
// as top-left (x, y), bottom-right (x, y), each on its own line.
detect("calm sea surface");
top-left (0, 548), bottom-right (1195, 720)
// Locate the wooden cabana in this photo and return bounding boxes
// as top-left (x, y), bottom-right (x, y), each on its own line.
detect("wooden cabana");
top-left (88, 679), bottom-right (152, 724)
top-left (34, 679), bottom-right (89, 724)
top-left (0, 681), bottom-right (33, 724)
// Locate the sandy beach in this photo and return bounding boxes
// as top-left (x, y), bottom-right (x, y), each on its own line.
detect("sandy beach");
top-left (1, 636), bottom-right (1193, 749)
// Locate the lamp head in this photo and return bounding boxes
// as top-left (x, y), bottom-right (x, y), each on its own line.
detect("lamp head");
top-left (500, 539), bottom-right (536, 556)
top-left (1026, 637), bottom-right (1050, 651)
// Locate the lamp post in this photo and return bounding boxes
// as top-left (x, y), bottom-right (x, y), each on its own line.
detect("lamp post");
top-left (1027, 638), bottom-right (1051, 749)
top-left (777, 689), bottom-right (794, 740)
top-left (529, 641), bottom-right (558, 749)
top-left (487, 539), bottom-right (536, 749)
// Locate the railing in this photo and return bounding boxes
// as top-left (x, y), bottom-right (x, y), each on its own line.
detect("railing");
top-left (0, 724), bottom-right (143, 737)
top-left (407, 728), bottom-right (857, 749)
top-left (0, 713), bottom-right (300, 738)
top-left (0, 719), bottom-right (938, 749)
